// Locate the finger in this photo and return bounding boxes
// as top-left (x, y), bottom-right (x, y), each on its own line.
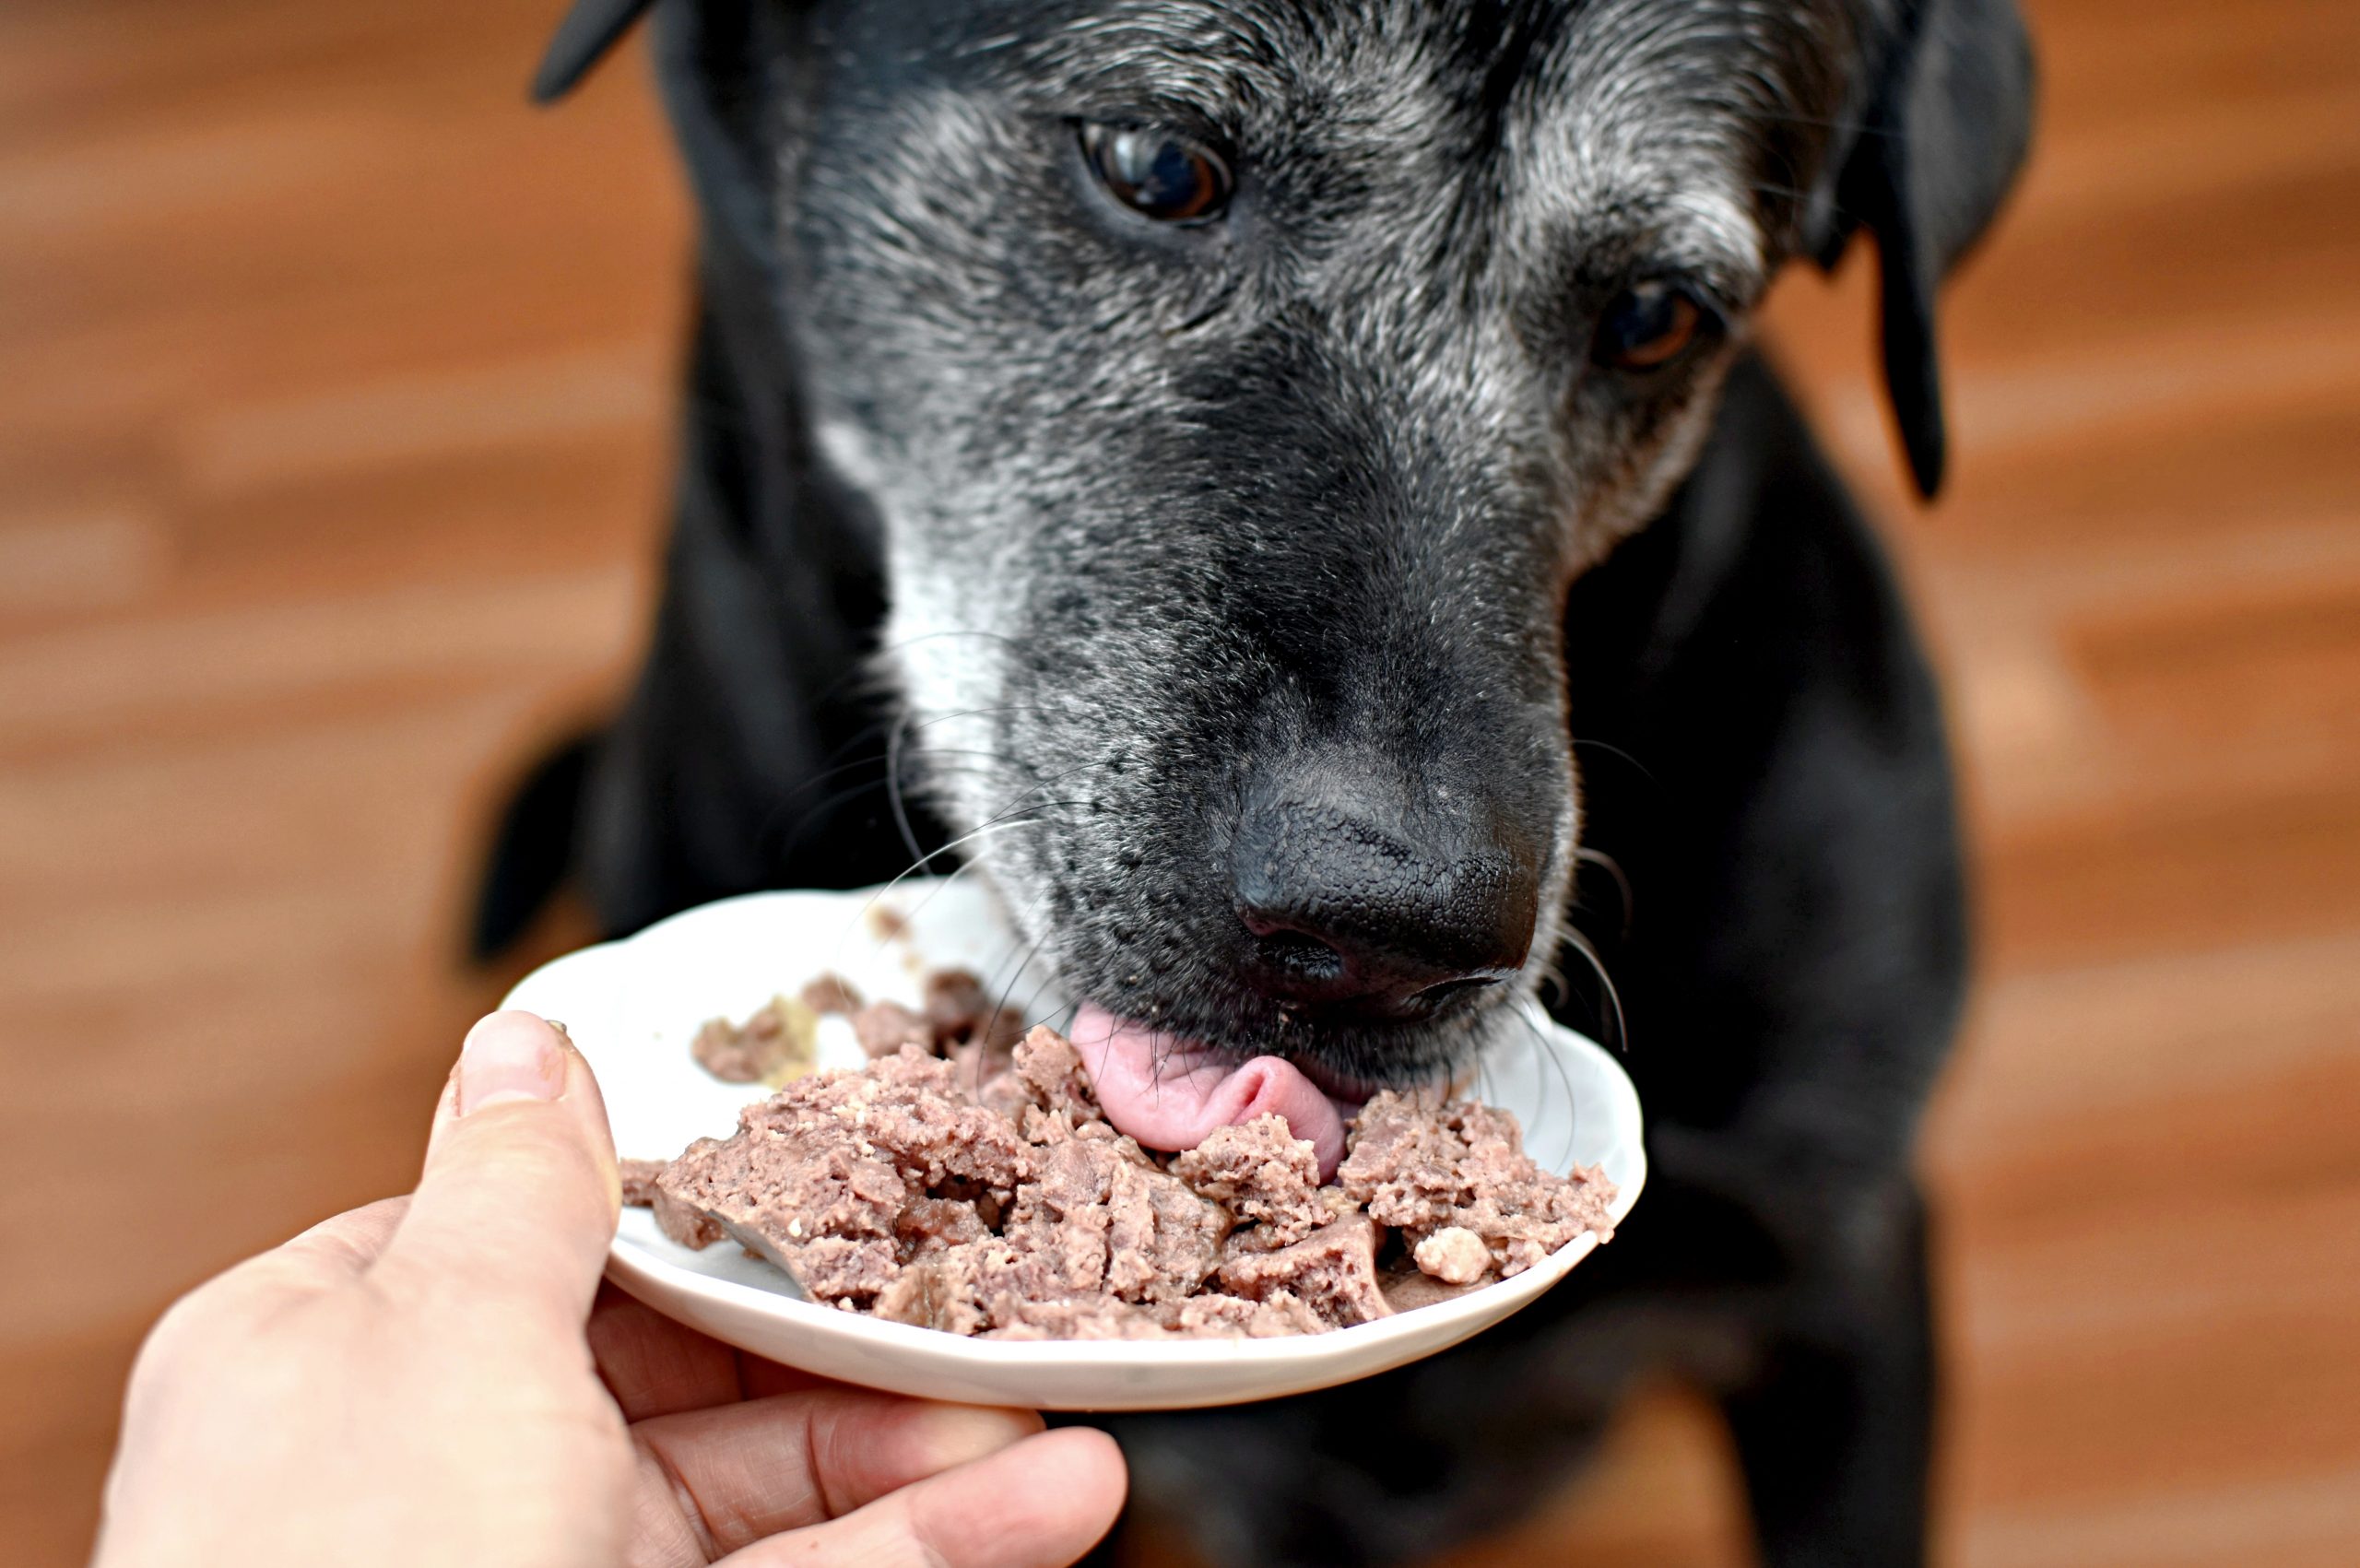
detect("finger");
top-left (714, 1428), bottom-right (1127, 1568)
top-left (737, 1353), bottom-right (827, 1402)
top-left (420, 1053), bottom-right (461, 1161)
top-left (624, 1391), bottom-right (1044, 1562)
top-left (590, 1285), bottom-right (830, 1422)
top-left (274, 1196), bottom-right (413, 1274)
top-left (172, 1196), bottom-right (417, 1322)
top-left (374, 1011), bottom-right (619, 1325)
top-left (589, 1285), bottom-right (749, 1421)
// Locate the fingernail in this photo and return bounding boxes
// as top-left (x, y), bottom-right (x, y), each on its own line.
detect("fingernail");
top-left (458, 1012), bottom-right (567, 1114)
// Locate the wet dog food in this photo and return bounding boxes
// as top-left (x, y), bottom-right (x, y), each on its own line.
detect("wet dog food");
top-left (689, 996), bottom-right (819, 1086)
top-left (797, 973), bottom-right (866, 1017)
top-left (629, 985), bottom-right (1617, 1340)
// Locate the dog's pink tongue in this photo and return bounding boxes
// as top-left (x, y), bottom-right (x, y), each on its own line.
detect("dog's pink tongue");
top-left (1069, 1004), bottom-right (1351, 1178)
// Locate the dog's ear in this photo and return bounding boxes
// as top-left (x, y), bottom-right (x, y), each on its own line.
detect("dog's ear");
top-left (1811, 0), bottom-right (2036, 498)
top-left (533, 0), bottom-right (656, 102)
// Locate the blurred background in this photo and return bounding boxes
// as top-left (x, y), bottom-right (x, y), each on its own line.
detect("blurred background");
top-left (2, 0), bottom-right (2355, 1563)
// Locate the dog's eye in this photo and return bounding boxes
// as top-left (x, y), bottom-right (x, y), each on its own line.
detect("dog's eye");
top-left (1080, 124), bottom-right (1232, 223)
top-left (1593, 281), bottom-right (1711, 371)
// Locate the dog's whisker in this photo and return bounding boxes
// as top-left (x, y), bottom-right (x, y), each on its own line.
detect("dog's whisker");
top-left (886, 705), bottom-right (928, 867)
top-left (884, 714), bottom-right (1125, 845)
top-left (952, 869), bottom-right (1062, 1038)
top-left (1571, 737), bottom-right (1658, 785)
top-left (895, 843), bottom-right (990, 934)
top-left (1573, 845), bottom-right (1635, 941)
top-left (1002, 959), bottom-right (1073, 1043)
top-left (1510, 1000), bottom-right (1584, 1173)
top-left (857, 793), bottom-right (1100, 928)
top-left (839, 810), bottom-right (1061, 972)
top-left (872, 628), bottom-right (1027, 658)
top-left (958, 914), bottom-right (1056, 1101)
top-left (961, 750), bottom-right (1119, 806)
top-left (1559, 927), bottom-right (1628, 1057)
top-left (763, 756), bottom-right (1021, 855)
top-left (980, 899), bottom-right (1059, 1026)
top-left (954, 762), bottom-right (1121, 843)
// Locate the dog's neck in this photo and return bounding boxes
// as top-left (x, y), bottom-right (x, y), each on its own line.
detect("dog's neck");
top-left (577, 237), bottom-right (929, 933)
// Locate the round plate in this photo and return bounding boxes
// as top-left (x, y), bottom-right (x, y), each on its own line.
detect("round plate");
top-left (502, 878), bottom-right (1646, 1411)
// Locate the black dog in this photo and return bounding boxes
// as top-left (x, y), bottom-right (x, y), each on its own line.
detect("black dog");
top-left (478, 3), bottom-right (2032, 1563)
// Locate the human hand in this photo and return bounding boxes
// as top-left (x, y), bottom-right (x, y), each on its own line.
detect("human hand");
top-left (92, 1010), bottom-right (1127, 1568)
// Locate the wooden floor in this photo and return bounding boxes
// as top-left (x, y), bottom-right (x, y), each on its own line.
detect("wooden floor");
top-left (3, 1), bottom-right (2354, 1563)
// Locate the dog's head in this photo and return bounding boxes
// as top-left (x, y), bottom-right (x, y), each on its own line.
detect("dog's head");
top-left (541, 0), bottom-right (2030, 1143)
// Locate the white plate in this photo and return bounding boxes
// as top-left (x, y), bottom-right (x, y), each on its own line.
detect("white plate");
top-left (502, 878), bottom-right (1646, 1411)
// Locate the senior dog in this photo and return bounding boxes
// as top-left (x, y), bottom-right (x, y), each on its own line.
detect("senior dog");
top-left (478, 2), bottom-right (2033, 1563)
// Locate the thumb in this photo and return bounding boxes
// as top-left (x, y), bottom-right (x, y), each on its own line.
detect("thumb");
top-left (376, 1010), bottom-right (620, 1326)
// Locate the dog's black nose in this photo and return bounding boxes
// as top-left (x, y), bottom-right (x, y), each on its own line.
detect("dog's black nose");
top-left (1231, 777), bottom-right (1540, 1021)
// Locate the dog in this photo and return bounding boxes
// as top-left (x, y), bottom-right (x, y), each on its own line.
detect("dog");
top-left (477, 3), bottom-right (2033, 1563)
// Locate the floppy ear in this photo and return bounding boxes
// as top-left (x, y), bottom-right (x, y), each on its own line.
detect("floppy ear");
top-left (532, 0), bottom-right (656, 102)
top-left (535, 0), bottom-right (795, 259)
top-left (1813, 0), bottom-right (2036, 498)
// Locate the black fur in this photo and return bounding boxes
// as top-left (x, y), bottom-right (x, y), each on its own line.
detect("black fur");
top-left (1814, 0), bottom-right (2037, 495)
top-left (482, 3), bottom-right (2032, 1562)
top-left (471, 728), bottom-right (597, 957)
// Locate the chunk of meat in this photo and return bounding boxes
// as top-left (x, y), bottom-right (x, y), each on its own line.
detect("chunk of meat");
top-left (1173, 1114), bottom-right (1327, 1245)
top-left (1104, 1154), bottom-right (1232, 1303)
top-left (998, 1131), bottom-right (1228, 1304)
top-left (654, 1194), bottom-right (726, 1252)
top-left (657, 1125), bottom-right (907, 1300)
top-left (1412, 1225), bottom-right (1492, 1286)
top-left (1378, 1267), bottom-right (1486, 1315)
top-left (873, 1238), bottom-right (1063, 1336)
top-left (852, 1000), bottom-right (934, 1059)
top-left (922, 968), bottom-right (991, 1041)
top-left (775, 1236), bottom-right (900, 1303)
top-left (635, 1139), bottom-right (728, 1251)
top-left (1011, 1025), bottom-right (1102, 1119)
top-left (690, 996), bottom-right (819, 1085)
top-left (1216, 1215), bottom-right (1394, 1328)
top-left (950, 1036), bottom-right (1024, 1116)
top-left (738, 1048), bottom-right (1033, 1193)
top-left (895, 1197), bottom-right (991, 1260)
top-left (1161, 1291), bottom-right (1328, 1338)
top-left (618, 1157), bottom-right (667, 1208)
top-left (984, 1296), bottom-right (1172, 1341)
top-left (1339, 1091), bottom-right (1617, 1277)
top-left (798, 973), bottom-right (865, 1016)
